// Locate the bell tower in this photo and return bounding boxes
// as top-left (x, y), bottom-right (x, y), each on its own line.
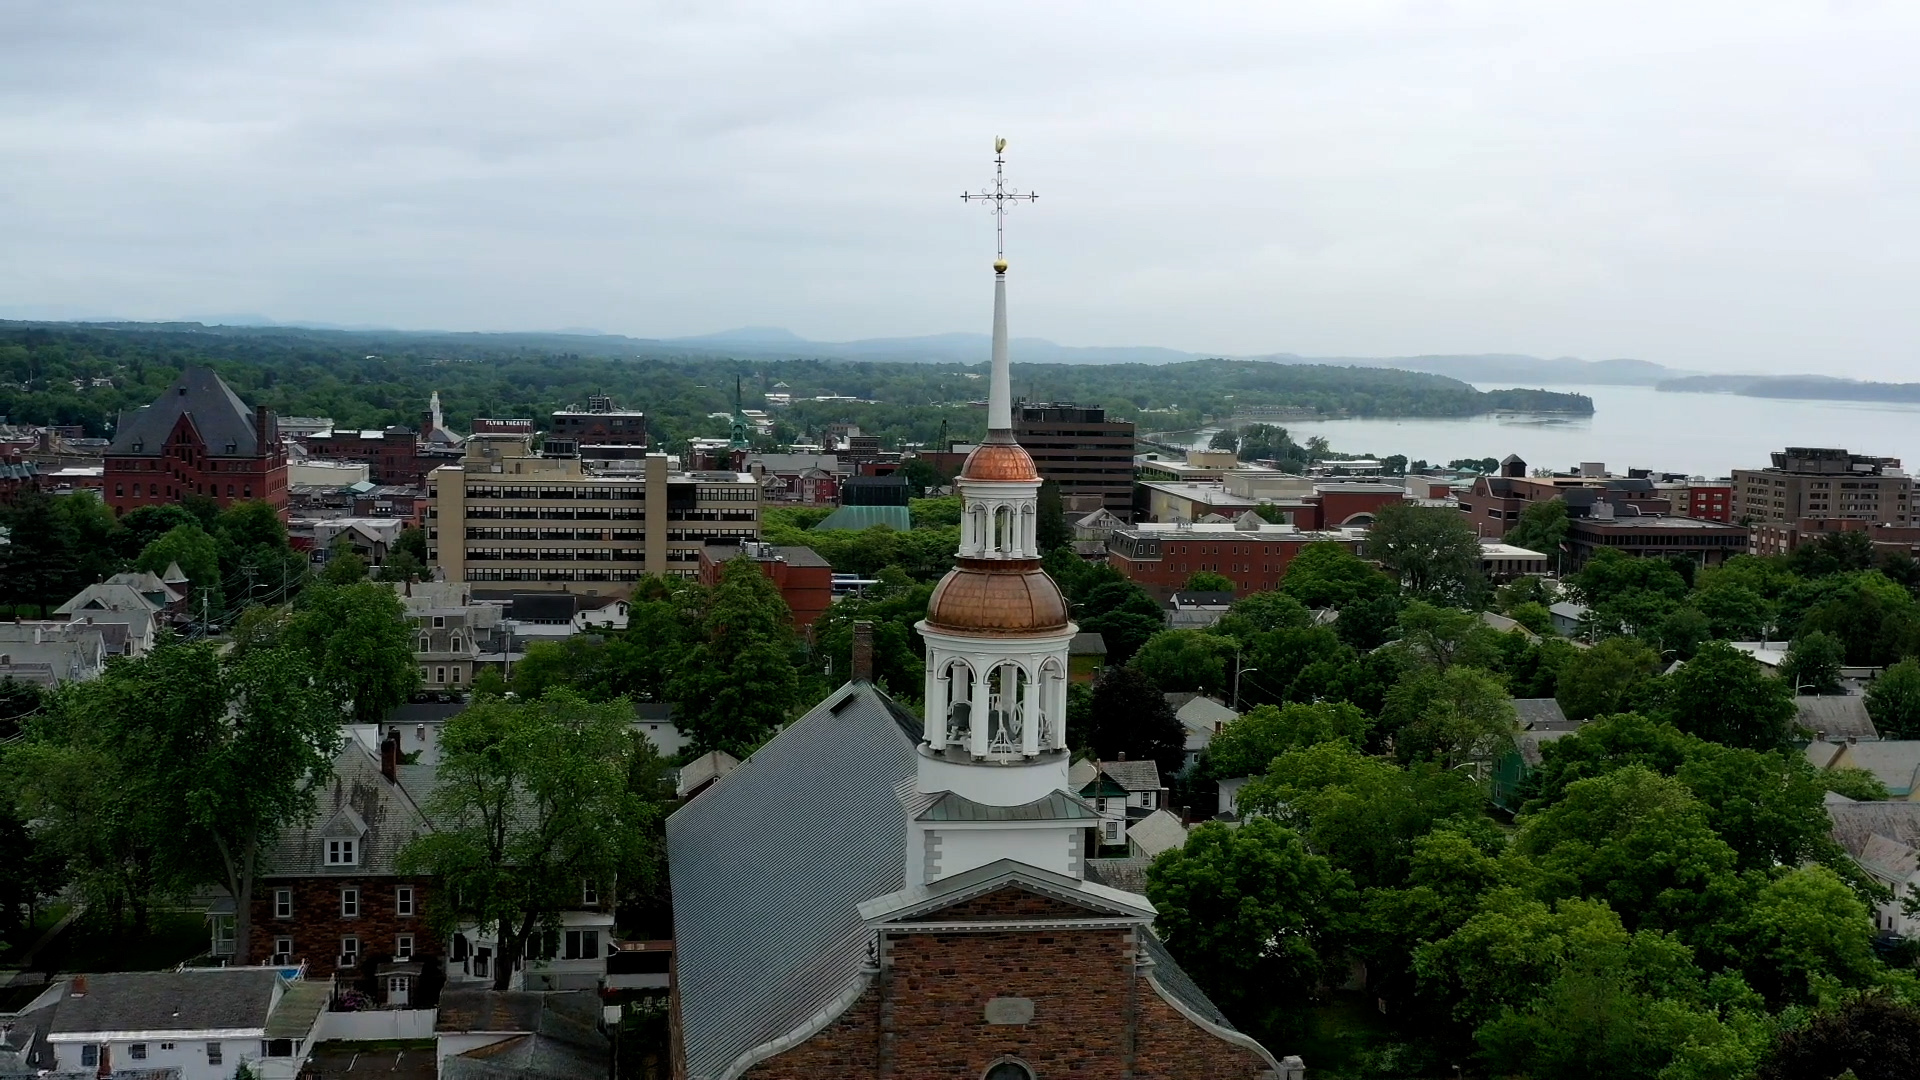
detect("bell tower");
top-left (911, 140), bottom-right (1087, 883)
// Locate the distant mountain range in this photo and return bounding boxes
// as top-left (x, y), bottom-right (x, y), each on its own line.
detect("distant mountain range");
top-left (648, 327), bottom-right (1680, 385)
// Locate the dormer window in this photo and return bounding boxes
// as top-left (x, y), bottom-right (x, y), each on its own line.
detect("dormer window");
top-left (432, 616), bottom-right (445, 629)
top-left (326, 838), bottom-right (358, 866)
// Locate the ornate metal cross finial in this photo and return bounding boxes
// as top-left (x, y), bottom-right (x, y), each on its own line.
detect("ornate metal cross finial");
top-left (961, 136), bottom-right (1037, 270)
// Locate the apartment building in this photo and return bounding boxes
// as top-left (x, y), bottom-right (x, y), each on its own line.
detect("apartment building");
top-left (1455, 455), bottom-right (1672, 539)
top-left (1733, 447), bottom-right (1913, 555)
top-left (1105, 516), bottom-right (1366, 599)
top-left (426, 432), bottom-right (759, 597)
top-left (1015, 403), bottom-right (1137, 520)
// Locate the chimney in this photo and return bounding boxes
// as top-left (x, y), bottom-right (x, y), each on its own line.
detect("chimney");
top-left (381, 729), bottom-right (400, 783)
top-left (71, 975), bottom-right (87, 997)
top-left (96, 1044), bottom-right (111, 1080)
top-left (255, 404), bottom-right (271, 456)
top-left (851, 621), bottom-right (875, 683)
top-left (1117, 751), bottom-right (1126, 762)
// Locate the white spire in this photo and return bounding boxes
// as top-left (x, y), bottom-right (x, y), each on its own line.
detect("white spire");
top-left (961, 137), bottom-right (1035, 439)
top-left (988, 270), bottom-right (1012, 433)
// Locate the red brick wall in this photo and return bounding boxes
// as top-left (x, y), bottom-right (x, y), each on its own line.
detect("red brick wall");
top-left (249, 876), bottom-right (436, 976)
top-left (1317, 488), bottom-right (1404, 527)
top-left (740, 886), bottom-right (1275, 1080)
top-left (1113, 536), bottom-right (1347, 601)
top-left (904, 888), bottom-right (1095, 922)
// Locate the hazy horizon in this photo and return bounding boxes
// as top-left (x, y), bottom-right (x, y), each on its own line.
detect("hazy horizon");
top-left (7, 2), bottom-right (1919, 378)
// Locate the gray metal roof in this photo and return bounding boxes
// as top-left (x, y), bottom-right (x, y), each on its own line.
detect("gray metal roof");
top-left (109, 368), bottom-right (265, 457)
top-left (1796, 696), bottom-right (1878, 739)
top-left (1512, 698), bottom-right (1575, 731)
top-left (666, 683), bottom-right (921, 1080)
top-left (915, 789), bottom-right (1101, 822)
top-left (262, 980), bottom-right (329, 1039)
top-left (1101, 760), bottom-right (1163, 791)
top-left (259, 739), bottom-right (432, 877)
top-left (43, 970), bottom-right (281, 1035)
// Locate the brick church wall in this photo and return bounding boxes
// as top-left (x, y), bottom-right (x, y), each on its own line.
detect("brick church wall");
top-left (745, 887), bottom-right (1275, 1080)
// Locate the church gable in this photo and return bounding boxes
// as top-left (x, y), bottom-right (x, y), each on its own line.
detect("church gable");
top-left (902, 883), bottom-right (1114, 923)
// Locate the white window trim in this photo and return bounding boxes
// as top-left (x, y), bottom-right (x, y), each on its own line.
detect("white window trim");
top-left (341, 887), bottom-right (359, 918)
top-left (326, 838), bottom-right (358, 866)
top-left (396, 886), bottom-right (414, 916)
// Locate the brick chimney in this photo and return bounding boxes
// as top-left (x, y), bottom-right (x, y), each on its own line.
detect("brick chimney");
top-left (71, 974), bottom-right (87, 996)
top-left (851, 620), bottom-right (875, 683)
top-left (381, 729), bottom-right (400, 782)
top-left (255, 404), bottom-right (271, 458)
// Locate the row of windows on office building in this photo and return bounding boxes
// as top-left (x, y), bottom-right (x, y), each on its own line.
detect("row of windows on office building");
top-left (457, 484), bottom-right (758, 502)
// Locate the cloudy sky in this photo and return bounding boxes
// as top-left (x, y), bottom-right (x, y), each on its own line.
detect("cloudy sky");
top-left (4, 1), bottom-right (1918, 375)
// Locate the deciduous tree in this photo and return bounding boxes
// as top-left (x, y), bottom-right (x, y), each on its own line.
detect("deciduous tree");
top-left (1080, 666), bottom-right (1186, 778)
top-left (1866, 658), bottom-right (1920, 739)
top-left (398, 689), bottom-right (658, 991)
top-left (670, 558), bottom-right (801, 757)
top-left (1654, 641), bottom-right (1797, 751)
top-left (282, 581), bottom-right (420, 724)
top-left (1366, 503), bottom-right (1485, 605)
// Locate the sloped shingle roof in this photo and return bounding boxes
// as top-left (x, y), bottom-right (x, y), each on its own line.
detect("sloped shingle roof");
top-left (109, 368), bottom-right (265, 457)
top-left (1101, 760), bottom-right (1163, 792)
top-left (43, 970), bottom-right (280, 1035)
top-left (260, 739), bottom-right (431, 877)
top-left (1796, 696), bottom-right (1878, 739)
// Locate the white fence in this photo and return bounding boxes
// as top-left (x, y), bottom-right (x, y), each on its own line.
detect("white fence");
top-left (315, 1009), bottom-right (436, 1041)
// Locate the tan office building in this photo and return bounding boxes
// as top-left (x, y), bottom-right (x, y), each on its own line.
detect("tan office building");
top-left (1732, 447), bottom-right (1912, 555)
top-left (426, 432), bottom-right (760, 597)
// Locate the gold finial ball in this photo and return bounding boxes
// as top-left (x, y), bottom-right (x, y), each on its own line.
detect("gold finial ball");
top-left (993, 258), bottom-right (1009, 274)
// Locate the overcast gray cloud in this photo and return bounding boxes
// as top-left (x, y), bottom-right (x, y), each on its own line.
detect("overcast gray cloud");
top-left (3, 0), bottom-right (1917, 375)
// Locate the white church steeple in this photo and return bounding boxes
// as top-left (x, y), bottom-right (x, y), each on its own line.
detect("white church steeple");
top-left (910, 140), bottom-right (1087, 883)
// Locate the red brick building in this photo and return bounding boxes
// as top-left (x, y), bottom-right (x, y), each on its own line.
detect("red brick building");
top-left (104, 367), bottom-right (288, 516)
top-left (699, 541), bottom-right (834, 631)
top-left (1105, 520), bottom-right (1365, 600)
top-left (1455, 455), bottom-right (1672, 539)
top-left (244, 732), bottom-right (436, 1000)
top-left (302, 427), bottom-right (427, 486)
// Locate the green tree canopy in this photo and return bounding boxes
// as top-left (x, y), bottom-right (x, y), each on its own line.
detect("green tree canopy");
top-left (1503, 498), bottom-right (1569, 557)
top-left (1654, 641), bottom-right (1797, 751)
top-left (1206, 700), bottom-right (1373, 777)
top-left (1866, 658), bottom-right (1920, 739)
top-left (1147, 819), bottom-right (1356, 1026)
top-left (136, 523), bottom-right (221, 609)
top-left (281, 581), bottom-right (420, 724)
top-left (1080, 666), bottom-right (1186, 778)
top-left (397, 689), bottom-right (660, 991)
top-left (1183, 570), bottom-right (1235, 593)
top-left (1366, 502), bottom-right (1486, 605)
top-left (1555, 636), bottom-right (1662, 722)
top-left (1782, 630), bottom-right (1846, 696)
top-left (1278, 542), bottom-right (1396, 609)
top-left (1380, 666), bottom-right (1516, 769)
top-left (669, 557), bottom-right (801, 757)
top-left (1129, 629), bottom-right (1238, 696)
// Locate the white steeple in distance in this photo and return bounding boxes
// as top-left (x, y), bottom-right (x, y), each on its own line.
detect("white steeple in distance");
top-left (911, 140), bottom-right (1083, 881)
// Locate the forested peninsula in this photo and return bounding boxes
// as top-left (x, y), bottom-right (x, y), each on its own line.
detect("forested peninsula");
top-left (0, 322), bottom-right (1592, 450)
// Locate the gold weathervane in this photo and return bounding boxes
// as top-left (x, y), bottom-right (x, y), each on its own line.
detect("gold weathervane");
top-left (962, 137), bottom-right (1037, 273)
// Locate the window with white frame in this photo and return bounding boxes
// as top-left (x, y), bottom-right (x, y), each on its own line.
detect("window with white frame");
top-left (582, 880), bottom-right (598, 906)
top-left (80, 1046), bottom-right (99, 1069)
top-left (274, 888), bottom-right (293, 918)
top-left (563, 928), bottom-right (600, 960)
top-left (396, 886), bottom-right (414, 916)
top-left (340, 936), bottom-right (360, 967)
top-left (160, 1043), bottom-right (175, 1052)
top-left (341, 887), bottom-right (359, 918)
top-left (326, 838), bottom-right (357, 865)
top-left (207, 1044), bottom-right (223, 1066)
top-left (130, 1045), bottom-right (148, 1061)
top-left (273, 936), bottom-right (293, 962)
top-left (396, 934), bottom-right (414, 960)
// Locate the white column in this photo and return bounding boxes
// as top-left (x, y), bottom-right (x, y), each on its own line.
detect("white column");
top-left (923, 658), bottom-right (945, 746)
top-left (1049, 660), bottom-right (1069, 749)
top-left (969, 662), bottom-right (992, 757)
top-left (1020, 503), bottom-right (1036, 558)
top-left (1021, 663), bottom-right (1040, 756)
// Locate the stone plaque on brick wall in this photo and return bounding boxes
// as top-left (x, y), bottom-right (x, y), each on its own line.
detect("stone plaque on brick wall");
top-left (983, 996), bottom-right (1035, 1025)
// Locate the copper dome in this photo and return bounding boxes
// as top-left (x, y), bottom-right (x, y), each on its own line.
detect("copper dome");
top-left (923, 564), bottom-right (1071, 636)
top-left (961, 441), bottom-right (1039, 482)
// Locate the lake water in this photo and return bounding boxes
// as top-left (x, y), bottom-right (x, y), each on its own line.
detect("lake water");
top-left (1155, 384), bottom-right (1920, 478)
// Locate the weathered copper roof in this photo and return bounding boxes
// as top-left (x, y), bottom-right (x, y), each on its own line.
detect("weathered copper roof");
top-left (960, 441), bottom-right (1039, 482)
top-left (924, 563), bottom-right (1070, 635)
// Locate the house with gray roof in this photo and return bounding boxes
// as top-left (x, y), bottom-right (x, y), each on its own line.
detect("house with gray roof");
top-left (1795, 696), bottom-right (1878, 741)
top-left (0, 622), bottom-right (106, 688)
top-left (1807, 740), bottom-right (1920, 799)
top-left (1165, 692), bottom-right (1238, 771)
top-left (1826, 795), bottom-right (1920, 936)
top-left (10, 969), bottom-right (325, 1080)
